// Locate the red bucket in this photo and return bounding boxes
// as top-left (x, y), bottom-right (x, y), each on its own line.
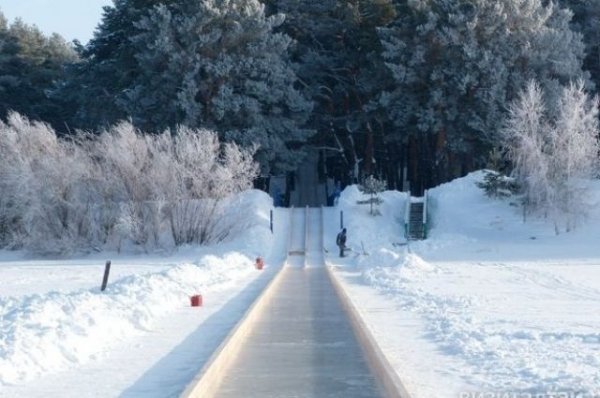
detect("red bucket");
top-left (190, 294), bottom-right (202, 307)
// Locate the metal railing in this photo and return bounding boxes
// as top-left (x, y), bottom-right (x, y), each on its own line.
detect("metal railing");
top-left (404, 194), bottom-right (411, 240)
top-left (404, 190), bottom-right (430, 240)
top-left (304, 206), bottom-right (310, 261)
top-left (423, 189), bottom-right (429, 239)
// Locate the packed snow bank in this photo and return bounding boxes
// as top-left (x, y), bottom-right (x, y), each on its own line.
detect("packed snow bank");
top-left (326, 175), bottom-right (600, 397)
top-left (329, 185), bottom-right (407, 261)
top-left (0, 189), bottom-right (275, 386)
top-left (416, 170), bottom-right (600, 261)
top-left (360, 255), bottom-right (600, 395)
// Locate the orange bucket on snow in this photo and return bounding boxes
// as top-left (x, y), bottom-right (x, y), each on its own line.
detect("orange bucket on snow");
top-left (190, 294), bottom-right (203, 307)
top-left (255, 257), bottom-right (264, 270)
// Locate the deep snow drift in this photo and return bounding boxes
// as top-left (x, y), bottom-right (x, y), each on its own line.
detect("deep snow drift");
top-left (326, 172), bottom-right (600, 397)
top-left (0, 190), bottom-right (284, 397)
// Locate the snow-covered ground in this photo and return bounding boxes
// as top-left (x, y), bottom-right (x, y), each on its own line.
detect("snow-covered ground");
top-left (0, 190), bottom-right (288, 397)
top-left (3, 172), bottom-right (600, 397)
top-left (325, 172), bottom-right (600, 397)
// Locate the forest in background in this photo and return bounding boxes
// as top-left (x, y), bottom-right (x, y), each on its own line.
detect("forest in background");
top-left (1, 0), bottom-right (600, 194)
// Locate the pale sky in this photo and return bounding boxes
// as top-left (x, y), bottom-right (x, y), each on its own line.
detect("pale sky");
top-left (0, 0), bottom-right (112, 43)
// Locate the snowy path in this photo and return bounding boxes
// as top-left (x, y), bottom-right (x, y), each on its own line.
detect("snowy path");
top-left (332, 259), bottom-right (600, 397)
top-left (210, 208), bottom-right (383, 398)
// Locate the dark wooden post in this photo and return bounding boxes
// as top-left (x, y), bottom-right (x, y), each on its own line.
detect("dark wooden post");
top-left (101, 260), bottom-right (112, 292)
top-left (270, 209), bottom-right (273, 233)
top-left (340, 211), bottom-right (344, 229)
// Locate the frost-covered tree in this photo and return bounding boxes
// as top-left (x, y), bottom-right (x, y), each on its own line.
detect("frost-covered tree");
top-left (58, 0), bottom-right (313, 175)
top-left (266, 0), bottom-right (396, 181)
top-left (0, 113), bottom-right (259, 254)
top-left (503, 80), bottom-right (600, 233)
top-left (0, 113), bottom-right (97, 253)
top-left (549, 80), bottom-right (600, 230)
top-left (503, 81), bottom-right (551, 216)
top-left (87, 0), bottom-right (311, 175)
top-left (0, 12), bottom-right (77, 130)
top-left (379, 0), bottom-right (588, 192)
top-left (84, 122), bottom-right (259, 248)
top-left (57, 0), bottom-right (175, 130)
top-left (358, 175), bottom-right (387, 215)
top-left (558, 0), bottom-right (600, 91)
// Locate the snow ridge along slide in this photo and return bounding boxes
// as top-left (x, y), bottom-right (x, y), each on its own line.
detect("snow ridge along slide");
top-left (179, 209), bottom-right (294, 398)
top-left (322, 206), bottom-right (412, 398)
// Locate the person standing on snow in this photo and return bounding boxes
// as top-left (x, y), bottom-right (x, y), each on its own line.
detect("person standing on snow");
top-left (336, 228), bottom-right (347, 257)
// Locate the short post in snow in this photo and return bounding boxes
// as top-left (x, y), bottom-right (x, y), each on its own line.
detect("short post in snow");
top-left (340, 210), bottom-right (344, 229)
top-left (101, 260), bottom-right (112, 292)
top-left (270, 209), bottom-right (273, 233)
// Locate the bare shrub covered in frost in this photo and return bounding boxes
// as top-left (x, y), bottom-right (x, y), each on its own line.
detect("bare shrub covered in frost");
top-left (0, 113), bottom-right (98, 253)
top-left (503, 80), bottom-right (600, 233)
top-left (161, 127), bottom-right (258, 246)
top-left (0, 113), bottom-right (259, 254)
top-left (90, 123), bottom-right (170, 248)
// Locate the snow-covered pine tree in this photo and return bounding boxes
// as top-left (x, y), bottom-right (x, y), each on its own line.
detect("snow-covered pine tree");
top-left (57, 0), bottom-right (172, 130)
top-left (557, 0), bottom-right (600, 92)
top-left (358, 175), bottom-right (387, 215)
top-left (267, 0), bottom-right (396, 181)
top-left (0, 12), bottom-right (77, 131)
top-left (126, 0), bottom-right (313, 175)
top-left (379, 0), bottom-right (588, 191)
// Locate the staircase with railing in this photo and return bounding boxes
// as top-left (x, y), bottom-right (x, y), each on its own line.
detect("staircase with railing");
top-left (404, 190), bottom-right (429, 241)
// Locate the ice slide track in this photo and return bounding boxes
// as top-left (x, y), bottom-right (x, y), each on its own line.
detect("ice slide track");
top-left (180, 207), bottom-right (411, 398)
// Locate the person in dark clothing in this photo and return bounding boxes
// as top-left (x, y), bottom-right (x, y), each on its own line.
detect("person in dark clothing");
top-left (336, 228), bottom-right (347, 257)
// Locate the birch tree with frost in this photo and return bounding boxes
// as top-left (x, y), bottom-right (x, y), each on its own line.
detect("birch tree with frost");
top-left (503, 80), bottom-right (600, 233)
